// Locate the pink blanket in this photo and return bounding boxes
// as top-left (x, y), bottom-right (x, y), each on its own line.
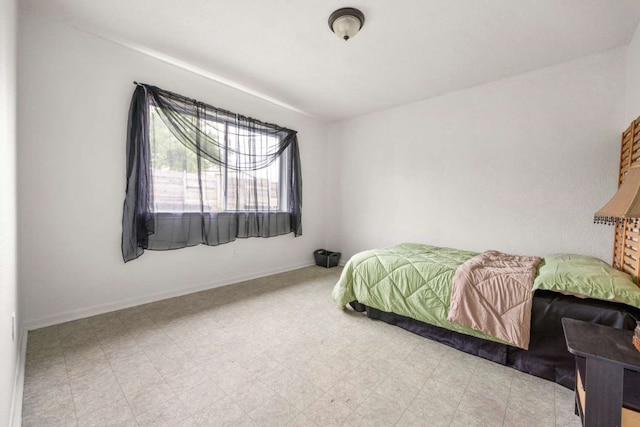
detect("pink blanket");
top-left (447, 250), bottom-right (542, 349)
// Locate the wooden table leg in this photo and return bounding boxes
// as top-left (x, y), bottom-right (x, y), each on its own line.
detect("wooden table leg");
top-left (584, 357), bottom-right (623, 427)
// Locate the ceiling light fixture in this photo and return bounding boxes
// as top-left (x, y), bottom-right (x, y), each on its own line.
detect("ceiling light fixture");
top-left (328, 7), bottom-right (365, 41)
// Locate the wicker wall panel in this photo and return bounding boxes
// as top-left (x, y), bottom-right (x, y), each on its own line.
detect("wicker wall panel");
top-left (613, 118), bottom-right (640, 277)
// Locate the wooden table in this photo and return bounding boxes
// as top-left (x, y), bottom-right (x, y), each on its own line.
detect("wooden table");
top-left (562, 318), bottom-right (640, 427)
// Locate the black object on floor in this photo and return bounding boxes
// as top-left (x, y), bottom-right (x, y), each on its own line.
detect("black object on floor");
top-left (314, 249), bottom-right (341, 268)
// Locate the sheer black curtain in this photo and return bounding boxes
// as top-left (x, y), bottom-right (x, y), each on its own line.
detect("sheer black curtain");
top-left (122, 83), bottom-right (302, 262)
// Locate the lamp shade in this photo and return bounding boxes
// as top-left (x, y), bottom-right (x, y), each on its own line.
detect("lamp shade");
top-left (594, 165), bottom-right (640, 225)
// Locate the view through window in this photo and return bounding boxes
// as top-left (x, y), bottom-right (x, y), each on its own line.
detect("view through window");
top-left (149, 107), bottom-right (284, 213)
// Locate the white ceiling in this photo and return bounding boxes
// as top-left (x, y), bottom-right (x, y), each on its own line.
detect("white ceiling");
top-left (21, 0), bottom-right (640, 122)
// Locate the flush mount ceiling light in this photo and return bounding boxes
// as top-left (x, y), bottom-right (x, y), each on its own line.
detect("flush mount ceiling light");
top-left (328, 7), bottom-right (365, 41)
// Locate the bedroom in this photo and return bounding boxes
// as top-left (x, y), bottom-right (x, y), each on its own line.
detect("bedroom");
top-left (2, 0), bottom-right (640, 425)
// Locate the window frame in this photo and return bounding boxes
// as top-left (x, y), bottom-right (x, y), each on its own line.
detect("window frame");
top-left (148, 103), bottom-right (288, 215)
top-left (122, 82), bottom-right (302, 263)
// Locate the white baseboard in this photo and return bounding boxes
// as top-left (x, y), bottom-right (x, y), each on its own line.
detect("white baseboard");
top-left (10, 325), bottom-right (27, 427)
top-left (23, 261), bottom-right (315, 331)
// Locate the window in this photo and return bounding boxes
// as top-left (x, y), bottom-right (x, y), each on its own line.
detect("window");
top-left (122, 83), bottom-right (302, 262)
top-left (149, 107), bottom-right (286, 213)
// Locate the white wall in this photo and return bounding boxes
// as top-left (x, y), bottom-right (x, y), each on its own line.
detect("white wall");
top-left (15, 4), bottom-right (639, 331)
top-left (626, 20), bottom-right (640, 122)
top-left (18, 12), bottom-right (328, 327)
top-left (327, 48), bottom-right (627, 262)
top-left (0, 0), bottom-right (20, 424)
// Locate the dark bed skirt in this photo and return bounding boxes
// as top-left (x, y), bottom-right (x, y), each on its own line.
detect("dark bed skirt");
top-left (350, 290), bottom-right (640, 389)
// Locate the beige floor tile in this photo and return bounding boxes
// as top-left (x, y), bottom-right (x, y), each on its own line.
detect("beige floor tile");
top-left (120, 374), bottom-right (176, 416)
top-left (511, 369), bottom-right (555, 396)
top-left (161, 322), bottom-right (206, 347)
top-left (26, 336), bottom-right (63, 361)
top-left (22, 400), bottom-right (78, 427)
top-left (214, 335), bottom-right (255, 358)
top-left (241, 351), bottom-right (282, 377)
top-left (255, 363), bottom-right (297, 388)
top-left (87, 311), bottom-right (124, 329)
top-left (354, 390), bottom-right (407, 426)
top-left (316, 351), bottom-right (359, 377)
top-left (69, 370), bottom-right (125, 417)
top-left (129, 326), bottom-right (171, 349)
top-left (24, 355), bottom-right (68, 388)
top-left (247, 393), bottom-right (299, 427)
top-left (227, 379), bottom-right (278, 413)
top-left (22, 267), bottom-right (583, 427)
top-left (474, 358), bottom-right (516, 382)
top-left (76, 398), bottom-right (135, 427)
top-left (450, 407), bottom-right (505, 427)
top-left (556, 414), bottom-right (583, 427)
top-left (507, 383), bottom-right (555, 416)
top-left (22, 379), bottom-right (75, 418)
top-left (176, 417), bottom-right (200, 427)
top-left (144, 344), bottom-right (191, 374)
top-left (61, 330), bottom-right (100, 351)
top-left (503, 405), bottom-right (555, 427)
top-left (375, 375), bottom-right (421, 408)
top-left (555, 383), bottom-right (582, 427)
top-left (114, 362), bottom-right (162, 390)
top-left (323, 378), bottom-right (373, 412)
top-left (211, 346), bottom-right (254, 372)
top-left (262, 340), bottom-right (307, 365)
top-left (403, 345), bottom-right (447, 375)
top-left (162, 363), bottom-right (211, 395)
top-left (287, 413), bottom-right (318, 427)
top-left (303, 392), bottom-right (354, 426)
top-left (424, 374), bottom-right (468, 403)
top-left (397, 408), bottom-right (449, 427)
top-left (92, 321), bottom-right (130, 340)
top-left (303, 366), bottom-right (345, 392)
top-left (26, 325), bottom-right (61, 343)
top-left (376, 339), bottom-right (418, 362)
top-left (432, 365), bottom-right (477, 389)
top-left (456, 387), bottom-right (508, 425)
top-left (407, 402), bottom-right (458, 426)
top-left (58, 318), bottom-right (94, 338)
top-left (99, 333), bottom-right (143, 360)
top-left (391, 360), bottom-right (433, 390)
top-left (64, 344), bottom-right (108, 375)
top-left (360, 354), bottom-right (403, 377)
top-left (266, 372), bottom-right (325, 411)
top-left (67, 361), bottom-right (113, 388)
top-left (407, 381), bottom-right (460, 421)
top-left (176, 378), bottom-right (227, 415)
top-left (345, 364), bottom-right (387, 390)
top-left (135, 397), bottom-right (190, 426)
top-left (110, 351), bottom-right (156, 378)
top-left (211, 365), bottom-right (257, 394)
top-left (192, 395), bottom-right (256, 426)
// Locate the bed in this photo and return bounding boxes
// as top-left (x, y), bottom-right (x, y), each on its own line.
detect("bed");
top-left (332, 243), bottom-right (640, 389)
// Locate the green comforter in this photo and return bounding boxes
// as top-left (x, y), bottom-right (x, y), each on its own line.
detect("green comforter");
top-left (331, 243), bottom-right (511, 344)
top-left (333, 243), bottom-right (640, 346)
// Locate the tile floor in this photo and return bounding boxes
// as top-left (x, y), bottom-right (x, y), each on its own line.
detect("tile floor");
top-left (22, 266), bottom-right (581, 426)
